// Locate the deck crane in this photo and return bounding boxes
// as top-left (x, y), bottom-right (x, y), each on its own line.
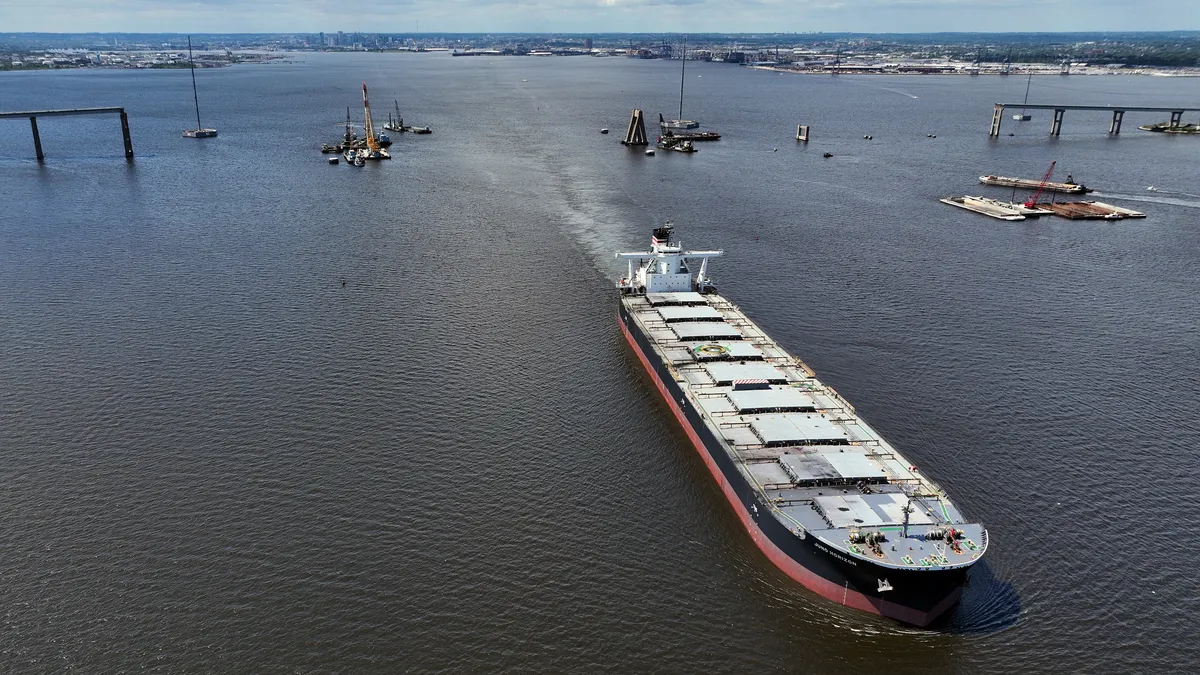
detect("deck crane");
top-left (362, 82), bottom-right (380, 153)
top-left (1024, 160), bottom-right (1056, 208)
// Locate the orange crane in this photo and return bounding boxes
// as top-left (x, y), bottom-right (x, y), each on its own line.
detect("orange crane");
top-left (1024, 160), bottom-right (1056, 208)
top-left (362, 82), bottom-right (379, 153)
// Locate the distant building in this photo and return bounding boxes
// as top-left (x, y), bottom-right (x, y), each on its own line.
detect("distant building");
top-left (584, 38), bottom-right (593, 50)
top-left (337, 31), bottom-right (344, 47)
top-left (319, 32), bottom-right (325, 47)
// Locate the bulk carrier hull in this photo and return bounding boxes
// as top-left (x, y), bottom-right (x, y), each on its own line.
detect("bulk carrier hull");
top-left (618, 301), bottom-right (967, 626)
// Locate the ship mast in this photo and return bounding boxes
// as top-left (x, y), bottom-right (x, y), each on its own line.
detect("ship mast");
top-left (188, 36), bottom-right (202, 131)
top-left (678, 37), bottom-right (686, 122)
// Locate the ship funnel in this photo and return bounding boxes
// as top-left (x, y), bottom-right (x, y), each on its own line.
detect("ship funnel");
top-left (651, 224), bottom-right (674, 248)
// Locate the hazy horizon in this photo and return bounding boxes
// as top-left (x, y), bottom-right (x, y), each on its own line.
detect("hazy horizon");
top-left (1, 1), bottom-right (1197, 35)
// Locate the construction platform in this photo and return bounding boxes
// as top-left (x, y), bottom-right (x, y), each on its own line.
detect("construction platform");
top-left (940, 196), bottom-right (1026, 221)
top-left (1032, 201), bottom-right (1146, 220)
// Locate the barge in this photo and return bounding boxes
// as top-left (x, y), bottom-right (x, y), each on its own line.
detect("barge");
top-left (980, 174), bottom-right (1091, 193)
top-left (616, 226), bottom-right (987, 626)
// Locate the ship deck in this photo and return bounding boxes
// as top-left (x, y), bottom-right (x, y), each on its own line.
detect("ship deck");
top-left (624, 291), bottom-right (986, 571)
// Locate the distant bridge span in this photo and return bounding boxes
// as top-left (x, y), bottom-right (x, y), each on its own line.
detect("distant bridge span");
top-left (0, 107), bottom-right (133, 160)
top-left (989, 102), bottom-right (1200, 137)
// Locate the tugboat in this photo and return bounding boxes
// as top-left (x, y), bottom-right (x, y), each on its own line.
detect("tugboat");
top-left (657, 136), bottom-right (696, 153)
top-left (615, 225), bottom-right (987, 627)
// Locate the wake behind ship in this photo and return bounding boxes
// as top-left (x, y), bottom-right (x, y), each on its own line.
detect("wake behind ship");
top-left (615, 226), bottom-right (987, 626)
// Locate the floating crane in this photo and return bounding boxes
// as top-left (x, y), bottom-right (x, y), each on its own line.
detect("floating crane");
top-left (1024, 160), bottom-right (1056, 208)
top-left (362, 82), bottom-right (380, 153)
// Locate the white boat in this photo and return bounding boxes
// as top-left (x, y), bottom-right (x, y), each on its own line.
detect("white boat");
top-left (182, 36), bottom-right (218, 138)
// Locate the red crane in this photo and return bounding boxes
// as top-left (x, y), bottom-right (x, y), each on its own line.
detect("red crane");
top-left (1024, 160), bottom-right (1056, 208)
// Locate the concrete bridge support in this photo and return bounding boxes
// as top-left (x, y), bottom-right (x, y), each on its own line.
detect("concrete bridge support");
top-left (1170, 110), bottom-right (1184, 128)
top-left (990, 105), bottom-right (1004, 137)
top-left (622, 109), bottom-right (648, 146)
top-left (1050, 108), bottom-right (1065, 136)
top-left (2, 107), bottom-right (133, 161)
top-left (29, 116), bottom-right (44, 161)
top-left (796, 124), bottom-right (809, 142)
top-left (120, 111), bottom-right (134, 159)
top-left (1109, 110), bottom-right (1125, 135)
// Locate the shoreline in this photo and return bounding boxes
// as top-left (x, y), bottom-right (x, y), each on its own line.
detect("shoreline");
top-left (746, 64), bottom-right (1200, 77)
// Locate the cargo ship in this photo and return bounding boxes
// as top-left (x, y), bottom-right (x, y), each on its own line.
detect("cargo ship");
top-left (616, 226), bottom-right (987, 627)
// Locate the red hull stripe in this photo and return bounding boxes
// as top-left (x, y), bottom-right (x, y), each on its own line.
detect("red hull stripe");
top-left (620, 313), bottom-right (952, 627)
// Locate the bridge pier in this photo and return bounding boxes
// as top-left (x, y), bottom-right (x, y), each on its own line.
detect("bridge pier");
top-left (1050, 108), bottom-right (1065, 136)
top-left (120, 111), bottom-right (134, 159)
top-left (2, 106), bottom-right (133, 161)
top-left (29, 116), bottom-right (44, 161)
top-left (796, 124), bottom-right (809, 142)
top-left (990, 105), bottom-right (1004, 137)
top-left (621, 109), bottom-right (648, 146)
top-left (989, 102), bottom-right (1198, 138)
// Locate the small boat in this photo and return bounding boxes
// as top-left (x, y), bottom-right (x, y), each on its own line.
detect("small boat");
top-left (327, 156), bottom-right (339, 165)
top-left (182, 36), bottom-right (218, 138)
top-left (645, 148), bottom-right (655, 156)
top-left (320, 143), bottom-right (343, 154)
top-left (375, 132), bottom-right (392, 147)
top-left (363, 147), bottom-right (391, 160)
top-left (403, 125), bottom-right (432, 134)
top-left (353, 153), bottom-right (366, 167)
top-left (601, 128), bottom-right (610, 134)
top-left (822, 152), bottom-right (833, 158)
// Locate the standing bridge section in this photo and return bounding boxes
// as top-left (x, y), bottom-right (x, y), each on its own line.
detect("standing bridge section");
top-left (989, 103), bottom-right (1200, 137)
top-left (0, 107), bottom-right (134, 160)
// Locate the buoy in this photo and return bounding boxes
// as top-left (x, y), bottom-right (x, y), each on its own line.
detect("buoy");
top-left (773, 148), bottom-right (778, 152)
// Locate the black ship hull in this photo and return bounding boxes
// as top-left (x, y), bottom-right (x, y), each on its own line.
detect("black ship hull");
top-left (619, 301), bottom-right (968, 626)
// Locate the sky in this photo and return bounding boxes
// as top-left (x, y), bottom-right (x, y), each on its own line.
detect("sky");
top-left (1, 0), bottom-right (1197, 34)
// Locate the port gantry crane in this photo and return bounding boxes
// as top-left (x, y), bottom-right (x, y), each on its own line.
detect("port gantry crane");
top-left (1024, 160), bottom-right (1056, 208)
